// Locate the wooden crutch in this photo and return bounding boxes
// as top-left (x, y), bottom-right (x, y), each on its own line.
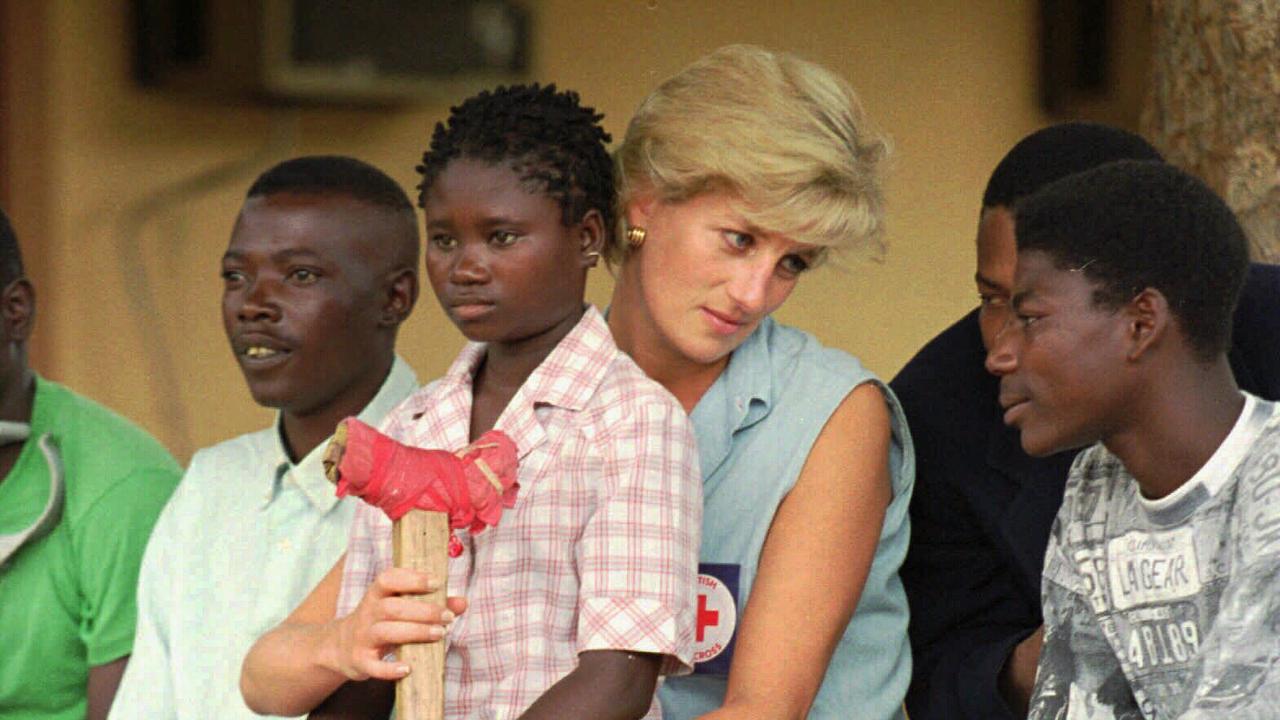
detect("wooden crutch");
top-left (324, 418), bottom-right (519, 720)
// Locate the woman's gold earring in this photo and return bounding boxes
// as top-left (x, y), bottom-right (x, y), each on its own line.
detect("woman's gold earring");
top-left (584, 251), bottom-right (601, 267)
top-left (626, 226), bottom-right (647, 248)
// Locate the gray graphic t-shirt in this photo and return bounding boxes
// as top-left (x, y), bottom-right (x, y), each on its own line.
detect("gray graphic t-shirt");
top-left (1029, 395), bottom-right (1280, 720)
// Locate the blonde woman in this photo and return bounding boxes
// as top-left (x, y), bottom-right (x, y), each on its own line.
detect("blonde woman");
top-left (606, 45), bottom-right (913, 720)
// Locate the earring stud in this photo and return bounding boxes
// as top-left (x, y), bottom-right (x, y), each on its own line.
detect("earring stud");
top-left (626, 226), bottom-right (647, 248)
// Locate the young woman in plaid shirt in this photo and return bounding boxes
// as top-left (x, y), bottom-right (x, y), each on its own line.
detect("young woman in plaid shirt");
top-left (241, 85), bottom-right (703, 720)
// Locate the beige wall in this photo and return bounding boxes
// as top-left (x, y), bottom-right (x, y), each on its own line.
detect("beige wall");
top-left (5, 0), bottom-right (1048, 461)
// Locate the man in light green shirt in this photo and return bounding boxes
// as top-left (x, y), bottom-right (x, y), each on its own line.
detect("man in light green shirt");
top-left (110, 156), bottom-right (423, 719)
top-left (0, 209), bottom-right (182, 720)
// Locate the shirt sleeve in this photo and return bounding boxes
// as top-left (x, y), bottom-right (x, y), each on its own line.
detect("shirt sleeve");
top-left (576, 400), bottom-right (702, 676)
top-left (337, 500), bottom-right (392, 618)
top-left (1026, 525), bottom-right (1075, 720)
top-left (1180, 472), bottom-right (1280, 717)
top-left (107, 472), bottom-right (187, 719)
top-left (1028, 511), bottom-right (1133, 719)
top-left (900, 449), bottom-right (1036, 720)
top-left (73, 466), bottom-right (179, 667)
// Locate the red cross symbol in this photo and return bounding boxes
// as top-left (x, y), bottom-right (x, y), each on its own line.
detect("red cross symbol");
top-left (696, 593), bottom-right (720, 642)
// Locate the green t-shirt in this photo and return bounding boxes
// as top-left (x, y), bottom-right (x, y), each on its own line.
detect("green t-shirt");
top-left (0, 377), bottom-right (180, 719)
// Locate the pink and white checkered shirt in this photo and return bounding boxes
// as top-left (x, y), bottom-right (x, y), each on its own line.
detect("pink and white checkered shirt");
top-left (338, 307), bottom-right (701, 719)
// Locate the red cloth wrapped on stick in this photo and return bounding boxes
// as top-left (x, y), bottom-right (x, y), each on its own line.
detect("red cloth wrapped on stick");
top-left (327, 417), bottom-right (519, 537)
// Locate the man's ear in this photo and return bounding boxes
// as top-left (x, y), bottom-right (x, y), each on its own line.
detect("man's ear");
top-left (379, 267), bottom-right (418, 329)
top-left (0, 278), bottom-right (35, 344)
top-left (1125, 287), bottom-right (1169, 362)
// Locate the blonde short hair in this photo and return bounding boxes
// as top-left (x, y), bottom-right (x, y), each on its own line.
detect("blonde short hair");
top-left (612, 44), bottom-right (889, 263)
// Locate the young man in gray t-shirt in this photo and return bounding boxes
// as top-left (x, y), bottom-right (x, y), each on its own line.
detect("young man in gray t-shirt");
top-left (986, 159), bottom-right (1280, 719)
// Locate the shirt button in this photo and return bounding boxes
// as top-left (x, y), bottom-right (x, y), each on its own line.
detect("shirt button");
top-left (278, 538), bottom-right (293, 552)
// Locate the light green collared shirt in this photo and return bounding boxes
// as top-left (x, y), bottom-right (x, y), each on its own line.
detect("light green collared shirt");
top-left (110, 357), bottom-right (418, 720)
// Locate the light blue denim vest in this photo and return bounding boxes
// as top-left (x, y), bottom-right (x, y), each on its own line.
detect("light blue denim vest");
top-left (658, 317), bottom-right (913, 720)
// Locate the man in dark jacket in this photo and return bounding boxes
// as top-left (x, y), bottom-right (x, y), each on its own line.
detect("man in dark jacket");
top-left (893, 122), bottom-right (1280, 720)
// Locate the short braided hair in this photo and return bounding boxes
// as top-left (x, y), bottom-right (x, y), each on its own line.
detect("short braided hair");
top-left (417, 84), bottom-right (614, 250)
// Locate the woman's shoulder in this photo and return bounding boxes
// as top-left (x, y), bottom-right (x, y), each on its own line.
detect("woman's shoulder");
top-left (565, 304), bottom-right (686, 413)
top-left (371, 378), bottom-right (451, 440)
top-left (593, 348), bottom-right (689, 418)
top-left (750, 319), bottom-right (914, 492)
top-left (716, 318), bottom-right (896, 448)
top-left (756, 317), bottom-right (878, 391)
top-left (560, 342), bottom-right (692, 446)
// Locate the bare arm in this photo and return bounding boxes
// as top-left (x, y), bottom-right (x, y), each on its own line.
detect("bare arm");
top-left (86, 656), bottom-right (128, 720)
top-left (240, 555), bottom-right (465, 716)
top-left (306, 651), bottom-right (659, 720)
top-left (307, 679), bottom-right (395, 720)
top-left (999, 625), bottom-right (1045, 716)
top-left (701, 383), bottom-right (894, 719)
top-left (517, 650), bottom-right (662, 720)
top-left (240, 556), bottom-right (349, 715)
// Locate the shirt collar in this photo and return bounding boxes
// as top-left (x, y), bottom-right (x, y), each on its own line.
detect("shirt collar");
top-left (519, 306), bottom-right (616, 411)
top-left (396, 307), bottom-right (614, 465)
top-left (1138, 392), bottom-right (1267, 518)
top-left (269, 355), bottom-right (419, 511)
top-left (408, 305), bottom-right (614, 417)
top-left (690, 317), bottom-right (774, 480)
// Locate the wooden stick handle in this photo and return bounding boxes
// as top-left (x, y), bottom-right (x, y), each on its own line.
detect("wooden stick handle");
top-left (392, 509), bottom-right (449, 720)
